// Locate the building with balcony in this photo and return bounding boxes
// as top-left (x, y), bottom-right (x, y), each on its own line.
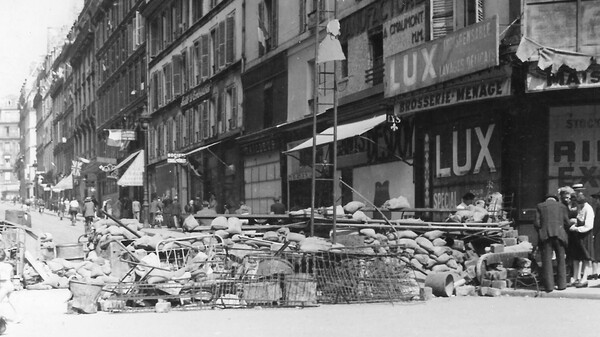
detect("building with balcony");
top-left (0, 96), bottom-right (22, 200)
top-left (93, 0), bottom-right (147, 206)
top-left (141, 0), bottom-right (244, 211)
top-left (17, 80), bottom-right (38, 201)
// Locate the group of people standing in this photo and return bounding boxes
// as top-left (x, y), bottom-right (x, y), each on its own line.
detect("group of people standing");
top-left (535, 183), bottom-right (600, 292)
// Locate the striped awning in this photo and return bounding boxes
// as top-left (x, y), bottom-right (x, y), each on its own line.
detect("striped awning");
top-left (52, 173), bottom-right (73, 192)
top-left (117, 150), bottom-right (144, 186)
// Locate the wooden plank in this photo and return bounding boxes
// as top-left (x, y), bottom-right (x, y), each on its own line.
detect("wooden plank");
top-left (24, 251), bottom-right (50, 281)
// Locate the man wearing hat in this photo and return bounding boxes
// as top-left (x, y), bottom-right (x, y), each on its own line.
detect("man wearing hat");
top-left (82, 197), bottom-right (97, 235)
top-left (535, 194), bottom-right (571, 292)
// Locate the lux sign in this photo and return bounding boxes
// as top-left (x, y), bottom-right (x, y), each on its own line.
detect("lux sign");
top-left (435, 124), bottom-right (497, 178)
top-left (385, 16), bottom-right (498, 97)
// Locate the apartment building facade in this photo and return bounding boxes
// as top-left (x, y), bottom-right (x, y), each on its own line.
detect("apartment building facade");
top-left (141, 0), bottom-right (244, 211)
top-left (0, 96), bottom-right (21, 201)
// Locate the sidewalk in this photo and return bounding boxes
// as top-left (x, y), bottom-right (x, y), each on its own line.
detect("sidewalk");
top-left (501, 278), bottom-right (600, 300)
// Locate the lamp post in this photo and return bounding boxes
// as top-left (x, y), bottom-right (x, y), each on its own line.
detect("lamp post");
top-left (139, 106), bottom-right (151, 228)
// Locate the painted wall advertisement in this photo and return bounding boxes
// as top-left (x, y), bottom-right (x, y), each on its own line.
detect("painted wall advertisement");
top-left (527, 64), bottom-right (600, 92)
top-left (394, 67), bottom-right (511, 116)
top-left (385, 16), bottom-right (498, 97)
top-left (428, 117), bottom-right (501, 209)
top-left (548, 105), bottom-right (600, 194)
top-left (383, 3), bottom-right (427, 58)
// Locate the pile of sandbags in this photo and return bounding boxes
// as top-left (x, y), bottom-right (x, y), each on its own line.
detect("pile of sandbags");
top-left (26, 251), bottom-right (118, 290)
top-left (387, 230), bottom-right (472, 275)
top-left (94, 218), bottom-right (143, 249)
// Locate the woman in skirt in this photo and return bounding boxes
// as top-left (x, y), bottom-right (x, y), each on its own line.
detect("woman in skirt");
top-left (569, 191), bottom-right (595, 288)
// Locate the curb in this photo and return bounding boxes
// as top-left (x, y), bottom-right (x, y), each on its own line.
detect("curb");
top-left (500, 288), bottom-right (600, 300)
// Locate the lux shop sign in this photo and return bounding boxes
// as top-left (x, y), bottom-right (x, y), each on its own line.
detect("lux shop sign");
top-left (385, 16), bottom-right (498, 97)
top-left (435, 124), bottom-right (497, 178)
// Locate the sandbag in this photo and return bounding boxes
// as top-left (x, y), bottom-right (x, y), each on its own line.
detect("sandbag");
top-left (183, 215), bottom-right (200, 232)
top-left (227, 217), bottom-right (243, 235)
top-left (398, 238), bottom-right (419, 250)
top-left (432, 238), bottom-right (447, 247)
top-left (383, 196), bottom-right (410, 209)
top-left (415, 237), bottom-right (434, 252)
top-left (359, 228), bottom-right (377, 238)
top-left (263, 231), bottom-right (280, 242)
top-left (299, 237), bottom-right (332, 253)
top-left (211, 216), bottom-right (229, 230)
top-left (352, 210), bottom-right (370, 222)
top-left (287, 232), bottom-right (306, 242)
top-left (389, 230), bottom-right (418, 240)
top-left (423, 230), bottom-right (445, 241)
top-left (343, 201), bottom-right (365, 213)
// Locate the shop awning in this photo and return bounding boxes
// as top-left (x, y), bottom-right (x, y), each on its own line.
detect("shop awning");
top-left (114, 149), bottom-right (143, 170)
top-left (52, 173), bottom-right (73, 192)
top-left (117, 150), bottom-right (144, 187)
top-left (285, 114), bottom-right (387, 153)
top-left (184, 141), bottom-right (221, 156)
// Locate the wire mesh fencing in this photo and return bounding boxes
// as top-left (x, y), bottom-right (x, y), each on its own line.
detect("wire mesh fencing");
top-left (100, 243), bottom-right (422, 312)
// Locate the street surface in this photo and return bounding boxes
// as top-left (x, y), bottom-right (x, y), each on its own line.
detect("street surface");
top-left (0, 201), bottom-right (598, 337)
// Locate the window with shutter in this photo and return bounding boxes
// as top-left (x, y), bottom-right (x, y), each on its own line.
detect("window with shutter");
top-left (158, 71), bottom-right (163, 107)
top-left (431, 0), bottom-right (454, 40)
top-left (182, 49), bottom-right (188, 91)
top-left (299, 0), bottom-right (306, 34)
top-left (173, 55), bottom-right (182, 97)
top-left (202, 100), bottom-right (209, 139)
top-left (164, 63), bottom-right (172, 102)
top-left (218, 21), bottom-right (226, 68)
top-left (193, 39), bottom-right (201, 85)
top-left (271, 0), bottom-right (278, 47)
top-left (228, 85), bottom-right (237, 129)
top-left (201, 34), bottom-right (210, 79)
top-left (217, 92), bottom-right (224, 133)
top-left (226, 12), bottom-right (235, 64)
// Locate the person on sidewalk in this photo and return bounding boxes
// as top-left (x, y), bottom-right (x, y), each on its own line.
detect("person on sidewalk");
top-left (172, 196), bottom-right (182, 229)
top-left (589, 191), bottom-right (600, 280)
top-left (569, 190), bottom-right (595, 288)
top-left (132, 199), bottom-right (141, 221)
top-left (534, 194), bottom-right (570, 292)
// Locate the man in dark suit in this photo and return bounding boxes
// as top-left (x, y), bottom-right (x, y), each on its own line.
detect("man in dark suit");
top-left (534, 194), bottom-right (571, 292)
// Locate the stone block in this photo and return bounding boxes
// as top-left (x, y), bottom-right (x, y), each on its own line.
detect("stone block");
top-left (506, 268), bottom-right (519, 279)
top-left (478, 286), bottom-right (490, 296)
top-left (517, 235), bottom-right (529, 243)
top-left (491, 280), bottom-right (507, 289)
top-left (455, 285), bottom-right (476, 296)
top-left (451, 240), bottom-right (465, 251)
top-left (481, 279), bottom-right (492, 287)
top-left (502, 238), bottom-right (518, 246)
top-left (486, 287), bottom-right (502, 297)
top-left (421, 286), bottom-right (433, 301)
top-left (503, 229), bottom-right (519, 238)
top-left (490, 244), bottom-right (504, 253)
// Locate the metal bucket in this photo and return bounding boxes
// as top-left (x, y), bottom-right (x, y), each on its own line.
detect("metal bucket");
top-left (56, 243), bottom-right (85, 261)
top-left (69, 280), bottom-right (103, 314)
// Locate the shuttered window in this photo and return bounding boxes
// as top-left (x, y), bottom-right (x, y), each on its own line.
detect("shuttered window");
top-left (173, 55), bottom-right (182, 97)
top-left (226, 12), bottom-right (235, 64)
top-left (218, 21), bottom-right (226, 68)
top-left (431, 0), bottom-right (454, 40)
top-left (201, 34), bottom-right (210, 79)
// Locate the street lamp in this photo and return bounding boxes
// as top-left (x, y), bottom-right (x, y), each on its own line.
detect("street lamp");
top-left (139, 106), bottom-right (151, 228)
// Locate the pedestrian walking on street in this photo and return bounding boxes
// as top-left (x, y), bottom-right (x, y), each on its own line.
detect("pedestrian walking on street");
top-left (69, 197), bottom-right (80, 226)
top-left (535, 194), bottom-right (570, 292)
top-left (82, 197), bottom-right (96, 236)
top-left (569, 190), bottom-right (595, 288)
top-left (149, 196), bottom-right (159, 226)
top-left (172, 196), bottom-right (182, 228)
top-left (162, 196), bottom-right (173, 228)
top-left (121, 196), bottom-right (133, 219)
top-left (132, 199), bottom-right (141, 221)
